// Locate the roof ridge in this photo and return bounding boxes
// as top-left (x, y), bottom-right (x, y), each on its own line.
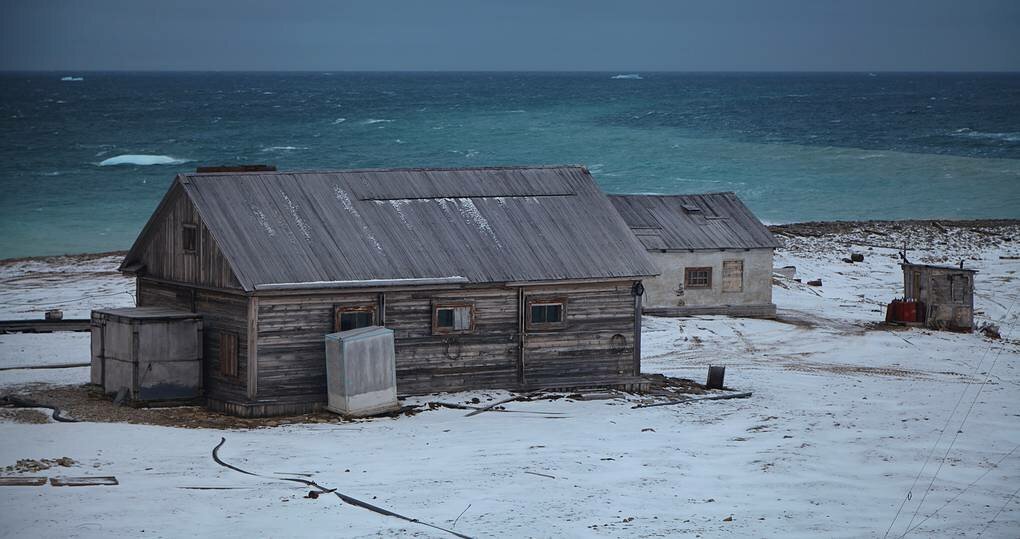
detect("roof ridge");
top-left (182, 164), bottom-right (587, 177)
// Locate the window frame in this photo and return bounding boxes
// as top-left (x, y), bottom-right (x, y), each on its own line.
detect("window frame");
top-left (721, 259), bottom-right (744, 293)
top-left (182, 223), bottom-right (198, 254)
top-left (684, 267), bottom-right (713, 289)
top-left (432, 302), bottom-right (476, 335)
top-left (219, 332), bottom-right (239, 378)
top-left (333, 305), bottom-right (376, 333)
top-left (526, 297), bottom-right (566, 330)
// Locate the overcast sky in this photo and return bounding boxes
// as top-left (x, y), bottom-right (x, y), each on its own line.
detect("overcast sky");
top-left (2, 0), bottom-right (1018, 71)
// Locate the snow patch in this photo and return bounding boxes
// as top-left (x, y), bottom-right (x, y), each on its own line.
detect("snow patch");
top-left (250, 205), bottom-right (276, 237)
top-left (280, 192), bottom-right (311, 241)
top-left (334, 186), bottom-right (384, 252)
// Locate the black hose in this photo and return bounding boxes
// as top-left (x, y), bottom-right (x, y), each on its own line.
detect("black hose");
top-left (212, 437), bottom-right (473, 539)
top-left (0, 395), bottom-right (78, 422)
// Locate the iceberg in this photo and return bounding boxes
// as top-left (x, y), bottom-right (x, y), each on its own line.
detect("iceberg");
top-left (98, 154), bottom-right (190, 166)
top-left (60, 76), bottom-right (84, 82)
top-left (611, 74), bottom-right (642, 80)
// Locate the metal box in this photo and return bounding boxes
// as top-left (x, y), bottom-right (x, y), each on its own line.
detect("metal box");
top-left (90, 307), bottom-right (203, 402)
top-left (325, 326), bottom-right (399, 417)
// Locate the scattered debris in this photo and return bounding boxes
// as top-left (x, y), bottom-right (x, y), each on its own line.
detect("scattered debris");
top-left (3, 457), bottom-right (76, 474)
top-left (523, 471), bottom-right (556, 479)
top-left (807, 279), bottom-right (823, 287)
top-left (632, 392), bottom-right (753, 409)
top-left (723, 516), bottom-right (733, 522)
top-left (979, 323), bottom-right (1001, 340)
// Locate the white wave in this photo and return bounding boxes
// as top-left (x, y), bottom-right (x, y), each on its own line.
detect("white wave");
top-left (260, 146), bottom-right (308, 152)
top-left (611, 74), bottom-right (642, 80)
top-left (98, 154), bottom-right (190, 166)
top-left (60, 76), bottom-right (84, 82)
top-left (332, 118), bottom-right (347, 124)
top-left (951, 129), bottom-right (1020, 142)
top-left (362, 118), bottom-right (394, 125)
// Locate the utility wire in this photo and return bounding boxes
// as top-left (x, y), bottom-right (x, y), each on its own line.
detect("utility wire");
top-left (899, 443), bottom-right (1019, 536)
top-left (976, 484), bottom-right (1020, 537)
top-left (884, 299), bottom-right (1016, 538)
top-left (902, 307), bottom-right (1018, 535)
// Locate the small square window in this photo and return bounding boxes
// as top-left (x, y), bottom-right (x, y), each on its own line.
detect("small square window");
top-left (684, 267), bottom-right (712, 289)
top-left (182, 223), bottom-right (197, 253)
top-left (527, 298), bottom-right (565, 329)
top-left (434, 304), bottom-right (473, 334)
top-left (334, 306), bottom-right (375, 332)
top-left (219, 332), bottom-right (238, 378)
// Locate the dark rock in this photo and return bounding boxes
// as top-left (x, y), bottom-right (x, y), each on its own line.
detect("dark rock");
top-left (807, 279), bottom-right (823, 286)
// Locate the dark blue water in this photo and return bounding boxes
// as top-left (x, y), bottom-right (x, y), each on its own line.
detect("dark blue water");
top-left (1, 72), bottom-right (1018, 258)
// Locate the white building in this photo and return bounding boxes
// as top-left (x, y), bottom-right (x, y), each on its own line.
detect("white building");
top-left (609, 193), bottom-right (779, 318)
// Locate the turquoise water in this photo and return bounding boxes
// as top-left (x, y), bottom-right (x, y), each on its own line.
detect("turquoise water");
top-left (1, 72), bottom-right (1018, 259)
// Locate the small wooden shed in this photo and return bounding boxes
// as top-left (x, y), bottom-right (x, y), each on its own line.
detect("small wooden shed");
top-left (902, 263), bottom-right (976, 332)
top-left (118, 166), bottom-right (657, 417)
top-left (90, 307), bottom-right (203, 401)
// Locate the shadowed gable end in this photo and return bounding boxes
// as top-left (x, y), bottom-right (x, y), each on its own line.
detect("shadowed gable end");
top-left (120, 178), bottom-right (247, 291)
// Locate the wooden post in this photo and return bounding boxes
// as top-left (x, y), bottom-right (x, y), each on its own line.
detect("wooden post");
top-left (517, 287), bottom-right (526, 386)
top-left (633, 281), bottom-right (642, 376)
top-left (247, 296), bottom-right (259, 399)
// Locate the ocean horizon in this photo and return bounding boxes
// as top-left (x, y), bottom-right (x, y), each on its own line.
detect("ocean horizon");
top-left (1, 71), bottom-right (1018, 259)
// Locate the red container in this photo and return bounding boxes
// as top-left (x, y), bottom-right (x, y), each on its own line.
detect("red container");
top-left (899, 301), bottom-right (917, 323)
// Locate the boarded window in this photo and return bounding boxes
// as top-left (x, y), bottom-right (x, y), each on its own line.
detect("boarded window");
top-left (950, 275), bottom-right (968, 303)
top-left (219, 332), bottom-right (238, 378)
top-left (722, 260), bottom-right (744, 292)
top-left (527, 298), bottom-right (565, 329)
top-left (334, 306), bottom-right (375, 332)
top-left (434, 304), bottom-right (474, 334)
top-left (684, 267), bottom-right (712, 289)
top-left (182, 223), bottom-right (197, 253)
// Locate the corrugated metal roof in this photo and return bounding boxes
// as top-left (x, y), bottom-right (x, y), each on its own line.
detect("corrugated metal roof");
top-left (154, 166), bottom-right (656, 291)
top-left (608, 193), bottom-right (779, 251)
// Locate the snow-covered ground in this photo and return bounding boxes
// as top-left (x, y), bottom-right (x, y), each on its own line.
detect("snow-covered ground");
top-left (1, 236), bottom-right (1018, 538)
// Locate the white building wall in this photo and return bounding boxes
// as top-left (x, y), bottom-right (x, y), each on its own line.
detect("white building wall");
top-left (642, 248), bottom-right (774, 309)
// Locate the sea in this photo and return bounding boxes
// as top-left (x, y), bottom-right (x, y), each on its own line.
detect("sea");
top-left (1, 72), bottom-right (1018, 259)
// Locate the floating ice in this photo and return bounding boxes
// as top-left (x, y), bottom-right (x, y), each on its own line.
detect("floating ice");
top-left (611, 74), bottom-right (642, 80)
top-left (98, 155), bottom-right (190, 166)
top-left (60, 76), bottom-right (84, 82)
top-left (332, 118), bottom-right (347, 124)
top-left (362, 118), bottom-right (394, 124)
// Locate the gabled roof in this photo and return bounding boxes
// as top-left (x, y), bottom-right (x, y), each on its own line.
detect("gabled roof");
top-left (125, 166), bottom-right (657, 291)
top-left (608, 193), bottom-right (779, 251)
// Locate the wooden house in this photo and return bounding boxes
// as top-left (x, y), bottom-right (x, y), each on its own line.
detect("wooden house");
top-left (119, 166), bottom-right (657, 417)
top-left (609, 193), bottom-right (779, 318)
top-left (901, 263), bottom-right (976, 332)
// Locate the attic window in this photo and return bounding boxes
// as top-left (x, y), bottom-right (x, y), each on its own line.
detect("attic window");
top-left (334, 306), bottom-right (375, 332)
top-left (182, 223), bottom-right (197, 253)
top-left (433, 303), bottom-right (474, 334)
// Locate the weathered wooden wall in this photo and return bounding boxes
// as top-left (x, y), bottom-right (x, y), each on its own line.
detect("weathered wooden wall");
top-left (521, 281), bottom-right (638, 386)
top-left (136, 279), bottom-right (250, 406)
top-left (247, 281), bottom-right (639, 414)
top-left (136, 184), bottom-right (241, 290)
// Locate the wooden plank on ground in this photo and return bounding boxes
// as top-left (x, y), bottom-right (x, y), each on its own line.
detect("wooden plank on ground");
top-left (50, 476), bottom-right (119, 487)
top-left (0, 477), bottom-right (48, 486)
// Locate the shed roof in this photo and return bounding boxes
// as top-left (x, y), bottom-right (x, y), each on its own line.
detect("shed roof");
top-left (901, 263), bottom-right (977, 273)
top-left (608, 193), bottom-right (779, 251)
top-left (124, 166), bottom-right (657, 291)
